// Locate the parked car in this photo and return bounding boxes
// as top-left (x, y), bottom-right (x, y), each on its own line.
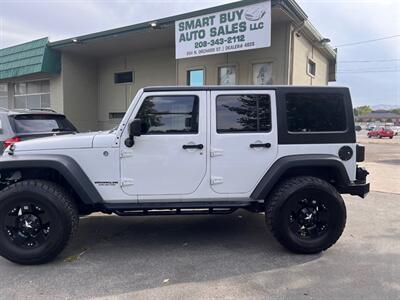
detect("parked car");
top-left (366, 124), bottom-right (376, 131)
top-left (0, 108), bottom-right (78, 153)
top-left (391, 126), bottom-right (400, 136)
top-left (0, 86), bottom-right (369, 265)
top-left (355, 125), bottom-right (362, 131)
top-left (367, 127), bottom-right (394, 139)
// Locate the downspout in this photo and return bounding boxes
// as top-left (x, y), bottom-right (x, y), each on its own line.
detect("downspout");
top-left (124, 56), bottom-right (129, 110)
top-left (289, 25), bottom-right (295, 85)
top-left (310, 45), bottom-right (314, 86)
top-left (176, 58), bottom-right (179, 85)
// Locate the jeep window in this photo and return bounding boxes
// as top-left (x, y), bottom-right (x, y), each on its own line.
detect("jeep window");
top-left (136, 96), bottom-right (199, 134)
top-left (216, 95), bottom-right (271, 133)
top-left (286, 93), bottom-right (347, 132)
top-left (12, 114), bottom-right (77, 134)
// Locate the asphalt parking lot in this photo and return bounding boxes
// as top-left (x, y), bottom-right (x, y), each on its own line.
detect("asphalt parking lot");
top-left (357, 131), bottom-right (400, 194)
top-left (0, 136), bottom-right (399, 300)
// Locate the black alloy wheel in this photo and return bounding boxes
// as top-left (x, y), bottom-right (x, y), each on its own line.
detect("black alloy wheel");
top-left (266, 176), bottom-right (346, 254)
top-left (284, 190), bottom-right (331, 240)
top-left (4, 203), bottom-right (52, 249)
top-left (0, 180), bottom-right (78, 265)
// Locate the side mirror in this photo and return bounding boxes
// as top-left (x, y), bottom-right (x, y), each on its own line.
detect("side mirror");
top-left (125, 119), bottom-right (142, 147)
top-left (129, 119), bottom-right (142, 137)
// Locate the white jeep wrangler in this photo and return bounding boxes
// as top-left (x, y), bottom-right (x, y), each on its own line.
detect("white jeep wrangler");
top-left (0, 86), bottom-right (369, 265)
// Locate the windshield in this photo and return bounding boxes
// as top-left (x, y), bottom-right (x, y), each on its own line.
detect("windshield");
top-left (12, 114), bottom-right (77, 134)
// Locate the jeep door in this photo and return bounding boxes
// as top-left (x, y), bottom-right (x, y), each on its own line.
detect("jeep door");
top-left (210, 90), bottom-right (278, 194)
top-left (120, 91), bottom-right (207, 197)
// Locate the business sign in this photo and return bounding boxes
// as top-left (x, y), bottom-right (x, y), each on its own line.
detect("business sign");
top-left (175, 1), bottom-right (271, 59)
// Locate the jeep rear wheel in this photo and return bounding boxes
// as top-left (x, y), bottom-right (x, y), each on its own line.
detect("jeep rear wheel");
top-left (0, 180), bottom-right (78, 265)
top-left (266, 176), bottom-right (346, 254)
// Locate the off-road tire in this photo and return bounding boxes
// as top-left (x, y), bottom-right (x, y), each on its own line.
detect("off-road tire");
top-left (266, 176), bottom-right (346, 254)
top-left (0, 180), bottom-right (78, 265)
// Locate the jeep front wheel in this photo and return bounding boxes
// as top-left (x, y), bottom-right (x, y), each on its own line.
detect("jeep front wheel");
top-left (266, 176), bottom-right (346, 254)
top-left (0, 180), bottom-right (78, 265)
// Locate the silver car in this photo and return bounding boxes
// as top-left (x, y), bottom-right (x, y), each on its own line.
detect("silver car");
top-left (0, 108), bottom-right (78, 153)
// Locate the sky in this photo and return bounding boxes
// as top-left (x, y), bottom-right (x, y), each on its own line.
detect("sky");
top-left (0, 0), bottom-right (399, 107)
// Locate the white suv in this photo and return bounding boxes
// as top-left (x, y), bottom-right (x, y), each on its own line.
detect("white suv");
top-left (0, 86), bottom-right (369, 265)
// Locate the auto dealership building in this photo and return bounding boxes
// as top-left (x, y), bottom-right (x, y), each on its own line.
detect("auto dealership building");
top-left (0, 0), bottom-right (337, 131)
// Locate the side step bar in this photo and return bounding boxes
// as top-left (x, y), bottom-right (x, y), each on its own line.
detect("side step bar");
top-left (101, 201), bottom-right (263, 216)
top-left (114, 208), bottom-right (237, 216)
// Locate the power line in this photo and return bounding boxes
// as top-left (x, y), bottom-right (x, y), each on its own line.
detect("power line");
top-left (337, 70), bottom-right (400, 73)
top-left (337, 65), bottom-right (400, 71)
top-left (337, 67), bottom-right (400, 71)
top-left (338, 67), bottom-right (400, 71)
top-left (338, 58), bottom-right (400, 63)
top-left (334, 34), bottom-right (400, 47)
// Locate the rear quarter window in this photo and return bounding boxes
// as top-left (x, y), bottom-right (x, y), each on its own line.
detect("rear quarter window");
top-left (286, 93), bottom-right (347, 133)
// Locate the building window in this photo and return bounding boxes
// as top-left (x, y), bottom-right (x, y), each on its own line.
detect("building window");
top-left (252, 63), bottom-right (273, 85)
top-left (187, 69), bottom-right (204, 86)
top-left (218, 66), bottom-right (236, 85)
top-left (286, 93), bottom-right (347, 132)
top-left (14, 80), bottom-right (50, 109)
top-left (216, 95), bottom-right (271, 133)
top-left (136, 95), bottom-right (199, 134)
top-left (109, 112), bottom-right (126, 120)
top-left (114, 71), bottom-right (133, 84)
top-left (0, 83), bottom-right (8, 108)
top-left (307, 58), bottom-right (316, 77)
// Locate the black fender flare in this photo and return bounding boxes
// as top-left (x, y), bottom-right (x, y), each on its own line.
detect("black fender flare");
top-left (0, 154), bottom-right (103, 205)
top-left (251, 154), bottom-right (350, 200)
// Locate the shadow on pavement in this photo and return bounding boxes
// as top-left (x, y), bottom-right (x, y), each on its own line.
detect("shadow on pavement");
top-left (0, 210), bottom-right (320, 299)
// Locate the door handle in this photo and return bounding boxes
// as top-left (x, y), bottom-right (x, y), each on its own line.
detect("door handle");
top-left (183, 144), bottom-right (204, 150)
top-left (250, 143), bottom-right (271, 148)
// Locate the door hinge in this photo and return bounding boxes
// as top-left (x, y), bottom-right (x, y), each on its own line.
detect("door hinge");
top-left (121, 178), bottom-right (134, 187)
top-left (120, 150), bottom-right (134, 158)
top-left (210, 148), bottom-right (223, 157)
top-left (211, 176), bottom-right (224, 185)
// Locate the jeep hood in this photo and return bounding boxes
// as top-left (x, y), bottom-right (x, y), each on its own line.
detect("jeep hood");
top-left (12, 132), bottom-right (98, 152)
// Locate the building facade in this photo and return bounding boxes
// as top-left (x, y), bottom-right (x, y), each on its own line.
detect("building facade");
top-left (0, 0), bottom-right (337, 131)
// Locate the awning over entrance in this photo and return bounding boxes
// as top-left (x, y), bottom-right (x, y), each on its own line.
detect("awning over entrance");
top-left (0, 37), bottom-right (60, 80)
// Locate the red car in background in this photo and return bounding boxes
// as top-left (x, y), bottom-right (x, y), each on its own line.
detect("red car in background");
top-left (367, 127), bottom-right (394, 139)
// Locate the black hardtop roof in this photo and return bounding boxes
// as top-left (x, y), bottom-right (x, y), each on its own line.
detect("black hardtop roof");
top-left (143, 85), bottom-right (349, 92)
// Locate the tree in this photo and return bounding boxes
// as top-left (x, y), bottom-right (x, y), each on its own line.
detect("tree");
top-left (223, 95), bottom-right (271, 131)
top-left (390, 108), bottom-right (400, 114)
top-left (355, 105), bottom-right (372, 116)
top-left (136, 98), bottom-right (163, 133)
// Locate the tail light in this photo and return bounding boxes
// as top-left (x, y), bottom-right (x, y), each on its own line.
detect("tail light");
top-left (4, 136), bottom-right (21, 148)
